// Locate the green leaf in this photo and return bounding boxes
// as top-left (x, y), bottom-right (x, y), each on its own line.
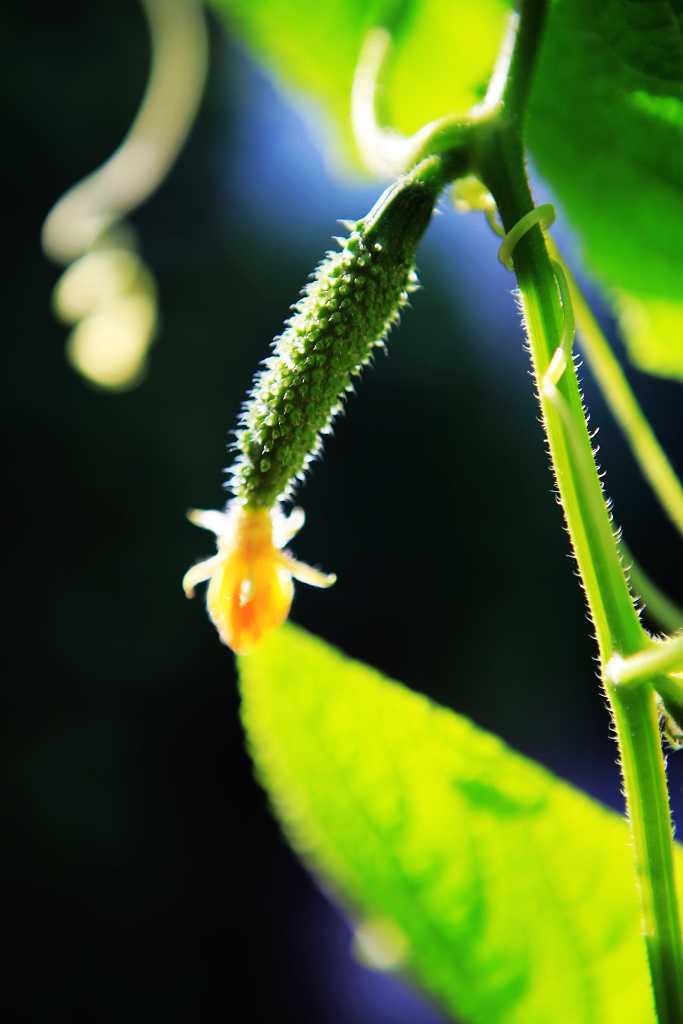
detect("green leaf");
top-left (239, 624), bottom-right (675, 1023)
top-left (209, 0), bottom-right (509, 160)
top-left (212, 0), bottom-right (683, 379)
top-left (527, 0), bottom-right (683, 381)
top-left (612, 293), bottom-right (683, 382)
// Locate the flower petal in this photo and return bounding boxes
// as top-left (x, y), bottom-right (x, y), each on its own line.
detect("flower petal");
top-left (279, 553), bottom-right (337, 589)
top-left (182, 553), bottom-right (225, 598)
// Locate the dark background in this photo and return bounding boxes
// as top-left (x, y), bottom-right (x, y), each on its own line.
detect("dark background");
top-left (4, 3), bottom-right (683, 1021)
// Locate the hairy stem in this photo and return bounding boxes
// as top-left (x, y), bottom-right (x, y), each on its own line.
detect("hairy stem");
top-left (497, 0), bottom-right (548, 129)
top-left (476, 128), bottom-right (642, 660)
top-left (564, 263), bottom-right (683, 542)
top-left (607, 681), bottom-right (683, 1020)
top-left (608, 635), bottom-right (683, 687)
top-left (470, 8), bottom-right (683, 998)
top-left (352, 0), bottom-right (683, 1009)
top-left (477, 141), bottom-right (683, 1018)
top-left (485, 156), bottom-right (683, 1020)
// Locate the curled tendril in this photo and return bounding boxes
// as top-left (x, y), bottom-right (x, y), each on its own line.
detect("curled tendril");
top-left (42, 0), bottom-right (207, 390)
top-left (493, 201), bottom-right (575, 393)
top-left (497, 203), bottom-right (556, 270)
top-left (351, 26), bottom-right (471, 178)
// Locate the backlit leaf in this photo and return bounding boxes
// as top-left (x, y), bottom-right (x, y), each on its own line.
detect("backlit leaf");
top-left (238, 624), bottom-right (676, 1022)
top-left (210, 0), bottom-right (509, 161)
top-left (211, 0), bottom-right (683, 379)
top-left (527, 0), bottom-right (683, 380)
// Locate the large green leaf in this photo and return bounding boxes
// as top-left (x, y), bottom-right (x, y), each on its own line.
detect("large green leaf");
top-left (210, 0), bottom-right (509, 157)
top-left (210, 0), bottom-right (683, 379)
top-left (612, 293), bottom-right (683, 381)
top-left (239, 624), bottom-right (678, 1023)
top-left (527, 0), bottom-right (683, 380)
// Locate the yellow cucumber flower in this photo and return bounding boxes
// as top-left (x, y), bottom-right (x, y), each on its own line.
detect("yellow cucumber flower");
top-left (182, 503), bottom-right (335, 654)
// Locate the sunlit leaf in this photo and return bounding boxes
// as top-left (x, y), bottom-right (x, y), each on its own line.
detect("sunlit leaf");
top-left (210, 0), bottom-right (509, 161)
top-left (612, 293), bottom-right (683, 382)
top-left (239, 624), bottom-right (675, 1023)
top-left (527, 0), bottom-right (683, 380)
top-left (211, 0), bottom-right (683, 379)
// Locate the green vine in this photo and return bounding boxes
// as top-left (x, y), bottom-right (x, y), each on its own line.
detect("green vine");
top-left (185, 1), bottom-right (683, 1016)
top-left (348, 0), bottom-right (683, 1017)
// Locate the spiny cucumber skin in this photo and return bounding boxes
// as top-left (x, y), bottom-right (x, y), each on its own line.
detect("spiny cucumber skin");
top-left (230, 168), bottom-right (440, 508)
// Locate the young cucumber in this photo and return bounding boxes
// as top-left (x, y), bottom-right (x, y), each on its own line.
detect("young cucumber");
top-left (232, 156), bottom-right (444, 507)
top-left (184, 157), bottom-right (445, 653)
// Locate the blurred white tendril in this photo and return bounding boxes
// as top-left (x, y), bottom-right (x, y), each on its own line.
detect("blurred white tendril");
top-left (42, 0), bottom-right (208, 391)
top-left (351, 26), bottom-right (471, 179)
top-left (351, 28), bottom-right (411, 177)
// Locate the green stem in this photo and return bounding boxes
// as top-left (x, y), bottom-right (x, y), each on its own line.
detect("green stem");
top-left (498, 0), bottom-right (549, 130)
top-left (565, 265), bottom-right (683, 542)
top-left (656, 673), bottom-right (683, 709)
top-left (606, 681), bottom-right (683, 1019)
top-left (609, 635), bottom-right (683, 687)
top-left (624, 545), bottom-right (683, 635)
top-left (472, 108), bottom-right (683, 1022)
top-left (432, 0), bottom-right (683, 1010)
top-left (475, 128), bottom-right (642, 660)
top-left (544, 391), bottom-right (683, 1005)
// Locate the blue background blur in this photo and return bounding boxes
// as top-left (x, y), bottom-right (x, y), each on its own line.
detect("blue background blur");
top-left (4, 2), bottom-right (683, 1021)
